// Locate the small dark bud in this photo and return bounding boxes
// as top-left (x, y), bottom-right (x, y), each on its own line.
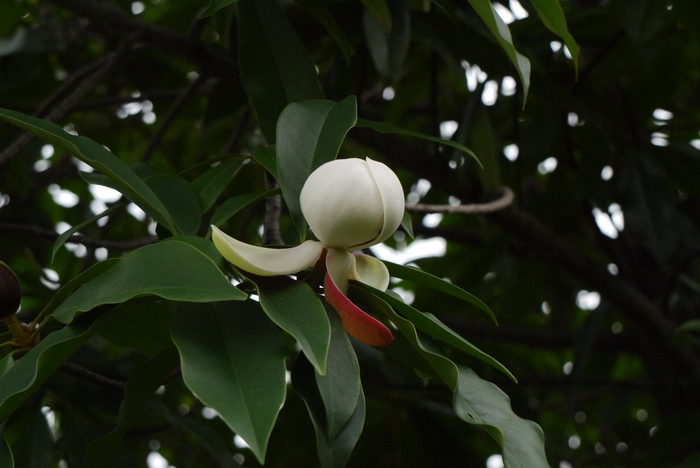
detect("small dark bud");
top-left (0, 261), bottom-right (22, 321)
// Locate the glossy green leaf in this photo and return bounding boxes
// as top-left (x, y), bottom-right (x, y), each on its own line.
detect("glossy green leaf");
top-left (171, 301), bottom-right (288, 464)
top-left (0, 423), bottom-right (13, 468)
top-left (375, 297), bottom-right (549, 467)
top-left (276, 97), bottom-right (357, 237)
top-left (210, 187), bottom-right (281, 227)
top-left (356, 118), bottom-right (481, 167)
top-left (529, 0), bottom-right (579, 74)
top-left (255, 276), bottom-right (331, 375)
top-left (251, 146), bottom-right (278, 179)
top-left (363, 0), bottom-right (410, 82)
top-left (199, 0), bottom-right (238, 18)
top-left (362, 285), bottom-right (514, 381)
top-left (466, 0), bottom-right (531, 100)
top-left (0, 108), bottom-right (178, 233)
top-left (85, 347), bottom-right (180, 465)
top-left (292, 307), bottom-right (364, 468)
top-left (191, 158), bottom-right (247, 213)
top-left (0, 312), bottom-right (110, 422)
top-left (382, 260), bottom-right (496, 323)
top-left (51, 240), bottom-right (246, 324)
top-left (237, 0), bottom-right (324, 142)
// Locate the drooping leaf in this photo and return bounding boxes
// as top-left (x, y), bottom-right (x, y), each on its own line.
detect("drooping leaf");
top-left (382, 260), bottom-right (496, 323)
top-left (51, 240), bottom-right (246, 324)
top-left (292, 307), bottom-right (364, 468)
top-left (51, 202), bottom-right (124, 263)
top-left (356, 118), bottom-right (481, 167)
top-left (84, 346), bottom-right (180, 465)
top-left (191, 157), bottom-right (247, 213)
top-left (251, 146), bottom-right (278, 179)
top-left (0, 423), bottom-right (13, 468)
top-left (360, 285), bottom-right (514, 381)
top-left (98, 301), bottom-right (173, 355)
top-left (363, 0), bottom-right (410, 82)
top-left (528, 0), bottom-right (580, 74)
top-left (171, 301), bottom-right (288, 464)
top-left (0, 312), bottom-right (111, 423)
top-left (466, 0), bottom-right (531, 101)
top-left (374, 296), bottom-right (549, 467)
top-left (255, 276), bottom-right (331, 375)
top-left (361, 0), bottom-right (392, 32)
top-left (0, 108), bottom-right (178, 233)
top-left (296, 0), bottom-right (354, 63)
top-left (237, 0), bottom-right (324, 142)
top-left (276, 96), bottom-right (358, 238)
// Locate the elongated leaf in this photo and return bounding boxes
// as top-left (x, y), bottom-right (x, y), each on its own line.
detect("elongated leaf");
top-left (361, 0), bottom-right (392, 32)
top-left (375, 298), bottom-right (549, 468)
top-left (0, 108), bottom-right (178, 233)
top-left (0, 422), bottom-right (13, 468)
top-left (529, 0), bottom-right (579, 73)
top-left (251, 146), bottom-right (278, 179)
top-left (361, 285), bottom-right (514, 381)
top-left (51, 240), bottom-right (246, 324)
top-left (292, 307), bottom-right (364, 468)
top-left (363, 0), bottom-right (410, 82)
top-left (85, 347), bottom-right (180, 465)
top-left (192, 158), bottom-right (247, 213)
top-left (466, 0), bottom-right (531, 100)
top-left (255, 276), bottom-right (331, 375)
top-left (98, 301), bottom-right (173, 355)
top-left (171, 301), bottom-right (288, 464)
top-left (210, 187), bottom-right (281, 227)
top-left (296, 0), bottom-right (354, 63)
top-left (146, 173), bottom-right (202, 236)
top-left (238, 0), bottom-right (324, 142)
top-left (0, 312), bottom-right (111, 422)
top-left (382, 260), bottom-right (496, 323)
top-left (356, 118), bottom-right (481, 167)
top-left (277, 97), bottom-right (358, 237)
top-left (51, 202), bottom-right (124, 263)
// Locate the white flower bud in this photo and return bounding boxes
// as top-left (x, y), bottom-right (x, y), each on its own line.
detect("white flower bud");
top-left (300, 158), bottom-right (404, 250)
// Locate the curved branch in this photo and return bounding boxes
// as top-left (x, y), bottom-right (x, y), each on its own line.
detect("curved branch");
top-left (406, 187), bottom-right (514, 215)
top-left (0, 223), bottom-right (157, 250)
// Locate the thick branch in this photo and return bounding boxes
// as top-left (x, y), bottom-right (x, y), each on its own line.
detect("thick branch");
top-left (407, 187), bottom-right (514, 215)
top-left (0, 223), bottom-right (157, 250)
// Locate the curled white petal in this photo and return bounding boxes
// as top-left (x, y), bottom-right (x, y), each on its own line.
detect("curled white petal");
top-left (211, 225), bottom-right (323, 276)
top-left (356, 157), bottom-right (405, 249)
top-left (349, 253), bottom-right (390, 290)
top-left (325, 248), bottom-right (353, 294)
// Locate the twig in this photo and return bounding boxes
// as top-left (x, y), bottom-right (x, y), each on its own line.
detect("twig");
top-left (0, 223), bottom-right (157, 250)
top-left (60, 361), bottom-right (126, 393)
top-left (406, 187), bottom-right (514, 215)
top-left (262, 173), bottom-right (283, 245)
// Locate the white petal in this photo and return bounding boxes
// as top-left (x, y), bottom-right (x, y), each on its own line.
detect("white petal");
top-left (211, 226), bottom-right (323, 276)
top-left (364, 157), bottom-right (405, 246)
top-left (349, 253), bottom-right (390, 290)
top-left (325, 248), bottom-right (353, 293)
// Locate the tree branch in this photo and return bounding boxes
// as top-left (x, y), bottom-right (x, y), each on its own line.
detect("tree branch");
top-left (406, 187), bottom-right (514, 215)
top-left (0, 223), bottom-right (157, 250)
top-left (60, 361), bottom-right (126, 393)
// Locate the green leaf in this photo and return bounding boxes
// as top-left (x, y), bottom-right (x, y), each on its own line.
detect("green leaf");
top-left (199, 0), bottom-right (238, 18)
top-left (85, 347), bottom-right (180, 465)
top-left (382, 260), bottom-right (496, 323)
top-left (237, 0), bottom-right (324, 142)
top-left (0, 312), bottom-right (111, 422)
top-left (251, 146), bottom-right (278, 179)
top-left (363, 0), bottom-right (410, 82)
top-left (51, 202), bottom-right (124, 263)
top-left (356, 118), bottom-right (482, 167)
top-left (210, 187), bottom-right (281, 227)
top-left (0, 108), bottom-right (178, 233)
top-left (98, 301), bottom-right (173, 355)
top-left (292, 307), bottom-right (364, 468)
top-left (296, 0), bottom-right (354, 63)
top-left (374, 297), bottom-right (549, 467)
top-left (466, 0), bottom-right (531, 101)
top-left (361, 285), bottom-right (515, 381)
top-left (361, 0), bottom-right (392, 32)
top-left (192, 157), bottom-right (247, 213)
top-left (276, 97), bottom-right (358, 237)
top-left (51, 240), bottom-right (247, 324)
top-left (171, 301), bottom-right (288, 464)
top-left (528, 0), bottom-right (580, 74)
top-left (0, 425), bottom-right (13, 468)
top-left (400, 210), bottom-right (415, 239)
top-left (255, 276), bottom-right (331, 375)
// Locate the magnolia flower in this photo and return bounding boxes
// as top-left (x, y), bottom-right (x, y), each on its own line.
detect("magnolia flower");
top-left (212, 157), bottom-right (405, 346)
